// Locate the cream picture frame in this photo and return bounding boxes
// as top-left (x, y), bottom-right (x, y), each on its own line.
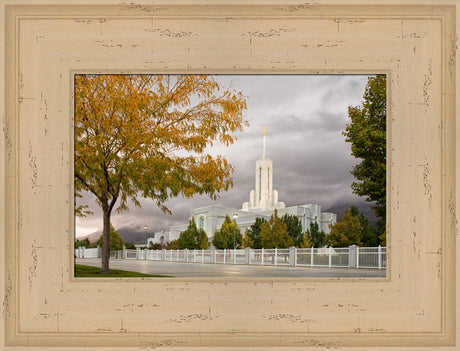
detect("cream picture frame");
top-left (0, 1), bottom-right (459, 349)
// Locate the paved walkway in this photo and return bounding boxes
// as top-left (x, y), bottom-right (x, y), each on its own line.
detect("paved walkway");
top-left (76, 258), bottom-right (386, 278)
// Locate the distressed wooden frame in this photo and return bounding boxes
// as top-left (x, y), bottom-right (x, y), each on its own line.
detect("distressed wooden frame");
top-left (0, 1), bottom-right (458, 349)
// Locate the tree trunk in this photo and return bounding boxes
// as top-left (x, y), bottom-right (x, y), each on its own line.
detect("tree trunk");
top-left (101, 203), bottom-right (111, 274)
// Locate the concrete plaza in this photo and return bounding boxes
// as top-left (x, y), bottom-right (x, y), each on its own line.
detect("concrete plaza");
top-left (76, 258), bottom-right (386, 278)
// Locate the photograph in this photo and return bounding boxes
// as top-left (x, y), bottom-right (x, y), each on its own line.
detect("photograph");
top-left (74, 74), bottom-right (387, 278)
top-left (2, 2), bottom-right (456, 349)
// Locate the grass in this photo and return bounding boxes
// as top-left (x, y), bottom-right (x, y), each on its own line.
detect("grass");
top-left (74, 264), bottom-right (171, 277)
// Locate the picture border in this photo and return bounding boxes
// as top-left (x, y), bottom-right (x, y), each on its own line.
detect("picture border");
top-left (1, 1), bottom-right (458, 349)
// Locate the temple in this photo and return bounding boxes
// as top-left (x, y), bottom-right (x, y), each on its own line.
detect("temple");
top-left (149, 129), bottom-right (337, 247)
top-left (241, 126), bottom-right (285, 212)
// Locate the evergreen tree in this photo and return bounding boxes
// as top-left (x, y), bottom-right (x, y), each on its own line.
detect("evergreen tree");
top-left (260, 210), bottom-right (294, 248)
top-left (97, 225), bottom-right (124, 250)
top-left (177, 218), bottom-right (209, 249)
top-left (343, 75), bottom-right (386, 234)
top-left (325, 209), bottom-right (363, 247)
top-left (304, 221), bottom-right (326, 248)
top-left (349, 206), bottom-right (379, 247)
top-left (245, 217), bottom-right (266, 249)
top-left (281, 214), bottom-right (303, 247)
top-left (212, 215), bottom-right (242, 249)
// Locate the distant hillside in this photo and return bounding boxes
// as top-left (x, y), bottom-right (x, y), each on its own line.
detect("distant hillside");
top-left (325, 202), bottom-right (377, 224)
top-left (78, 226), bottom-right (155, 245)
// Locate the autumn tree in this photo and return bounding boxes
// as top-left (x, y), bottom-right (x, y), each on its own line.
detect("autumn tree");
top-left (325, 209), bottom-right (362, 247)
top-left (300, 235), bottom-right (313, 249)
top-left (260, 210), bottom-right (293, 249)
top-left (281, 214), bottom-right (303, 247)
top-left (343, 75), bottom-right (386, 235)
top-left (244, 217), bottom-right (266, 249)
top-left (75, 75), bottom-right (247, 273)
top-left (177, 218), bottom-right (209, 250)
top-left (242, 232), bottom-right (255, 248)
top-left (212, 215), bottom-right (242, 249)
top-left (166, 239), bottom-right (180, 250)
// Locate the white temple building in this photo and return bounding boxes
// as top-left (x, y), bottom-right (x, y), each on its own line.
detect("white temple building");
top-left (148, 129), bottom-right (337, 247)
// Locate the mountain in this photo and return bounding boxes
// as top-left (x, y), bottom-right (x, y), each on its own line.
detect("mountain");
top-left (324, 202), bottom-right (377, 224)
top-left (77, 226), bottom-right (154, 245)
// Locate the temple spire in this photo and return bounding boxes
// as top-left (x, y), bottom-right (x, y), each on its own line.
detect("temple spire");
top-left (262, 127), bottom-right (267, 157)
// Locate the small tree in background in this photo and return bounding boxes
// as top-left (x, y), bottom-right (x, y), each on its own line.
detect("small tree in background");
top-left (260, 210), bottom-right (293, 249)
top-left (177, 218), bottom-right (209, 250)
top-left (349, 206), bottom-right (380, 247)
top-left (325, 209), bottom-right (362, 247)
top-left (300, 235), bottom-right (313, 248)
top-left (212, 215), bottom-right (242, 249)
top-left (149, 242), bottom-right (166, 250)
top-left (242, 231), bottom-right (255, 248)
top-left (245, 217), bottom-right (266, 249)
top-left (97, 225), bottom-right (124, 250)
top-left (304, 222), bottom-right (326, 248)
top-left (166, 239), bottom-right (180, 250)
top-left (378, 231), bottom-right (386, 246)
top-left (125, 243), bottom-right (136, 249)
top-left (75, 238), bottom-right (90, 248)
top-left (281, 214), bottom-right (303, 247)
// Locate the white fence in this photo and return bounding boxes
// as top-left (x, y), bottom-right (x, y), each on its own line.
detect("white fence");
top-left (74, 246), bottom-right (99, 258)
top-left (107, 245), bottom-right (387, 269)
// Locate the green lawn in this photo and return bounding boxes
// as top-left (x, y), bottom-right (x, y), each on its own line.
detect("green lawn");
top-left (74, 264), bottom-right (171, 277)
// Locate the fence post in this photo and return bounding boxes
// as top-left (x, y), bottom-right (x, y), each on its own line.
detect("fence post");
top-left (136, 247), bottom-right (140, 260)
top-left (289, 247), bottom-right (296, 266)
top-left (378, 245), bottom-right (382, 269)
top-left (328, 246), bottom-right (332, 268)
top-left (246, 247), bottom-right (251, 265)
top-left (356, 246), bottom-right (360, 269)
top-left (348, 245), bottom-right (356, 268)
top-left (224, 249), bottom-right (226, 264)
top-left (202, 249), bottom-right (205, 263)
top-left (261, 248), bottom-right (264, 266)
top-left (233, 249), bottom-right (236, 264)
top-left (212, 249), bottom-right (216, 264)
top-left (184, 249), bottom-right (189, 263)
top-left (311, 247), bottom-right (314, 267)
top-left (274, 248), bottom-right (278, 266)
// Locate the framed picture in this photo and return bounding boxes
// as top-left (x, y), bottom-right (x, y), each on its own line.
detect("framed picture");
top-left (1, 2), bottom-right (458, 349)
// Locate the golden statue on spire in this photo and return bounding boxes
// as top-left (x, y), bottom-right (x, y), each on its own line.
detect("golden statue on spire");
top-left (263, 126), bottom-right (266, 136)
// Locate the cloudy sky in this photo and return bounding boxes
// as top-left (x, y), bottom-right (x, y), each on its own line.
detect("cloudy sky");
top-left (75, 75), bottom-right (373, 238)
